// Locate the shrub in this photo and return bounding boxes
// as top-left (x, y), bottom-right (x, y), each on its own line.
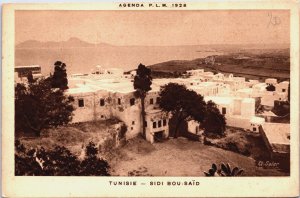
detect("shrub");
top-left (15, 140), bottom-right (110, 176)
top-left (15, 143), bottom-right (43, 176)
top-left (15, 78), bottom-right (74, 136)
top-left (203, 137), bottom-right (213, 146)
top-left (85, 142), bottom-right (98, 157)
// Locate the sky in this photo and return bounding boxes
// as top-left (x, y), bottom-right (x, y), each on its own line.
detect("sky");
top-left (15, 10), bottom-right (290, 46)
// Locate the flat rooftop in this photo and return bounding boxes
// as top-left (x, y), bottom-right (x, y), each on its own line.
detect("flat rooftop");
top-left (237, 88), bottom-right (253, 93)
top-left (204, 96), bottom-right (254, 105)
top-left (261, 123), bottom-right (290, 153)
top-left (204, 96), bottom-right (233, 105)
top-left (15, 65), bottom-right (41, 69)
top-left (68, 77), bottom-right (162, 94)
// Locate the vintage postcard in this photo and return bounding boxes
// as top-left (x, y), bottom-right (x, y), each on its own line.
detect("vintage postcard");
top-left (2, 1), bottom-right (299, 197)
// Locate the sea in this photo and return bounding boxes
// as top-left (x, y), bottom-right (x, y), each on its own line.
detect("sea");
top-left (15, 46), bottom-right (222, 75)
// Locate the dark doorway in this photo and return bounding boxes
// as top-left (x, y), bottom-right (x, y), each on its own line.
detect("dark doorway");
top-left (154, 131), bottom-right (164, 142)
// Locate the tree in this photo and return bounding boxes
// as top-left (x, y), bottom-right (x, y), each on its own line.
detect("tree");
top-left (158, 83), bottom-right (206, 138)
top-left (202, 100), bottom-right (226, 135)
top-left (133, 63), bottom-right (152, 138)
top-left (79, 141), bottom-right (110, 176)
top-left (51, 61), bottom-right (69, 90)
top-left (266, 84), bottom-right (276, 91)
top-left (27, 71), bottom-right (35, 84)
top-left (15, 78), bottom-right (74, 136)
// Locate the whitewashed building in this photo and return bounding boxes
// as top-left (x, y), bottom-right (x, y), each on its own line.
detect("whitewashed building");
top-left (15, 65), bottom-right (43, 83)
top-left (66, 67), bottom-right (289, 142)
top-left (261, 81), bottom-right (289, 107)
top-left (204, 96), bottom-right (265, 131)
top-left (67, 73), bottom-right (169, 143)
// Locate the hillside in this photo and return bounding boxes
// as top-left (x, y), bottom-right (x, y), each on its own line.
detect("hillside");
top-left (148, 49), bottom-right (290, 81)
top-left (110, 136), bottom-right (288, 176)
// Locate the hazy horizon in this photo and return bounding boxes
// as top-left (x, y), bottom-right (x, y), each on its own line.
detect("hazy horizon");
top-left (16, 10), bottom-right (290, 46)
top-left (16, 36), bottom-right (290, 47)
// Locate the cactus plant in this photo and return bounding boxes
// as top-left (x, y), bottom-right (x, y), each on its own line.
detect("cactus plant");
top-left (204, 163), bottom-right (244, 177)
top-left (203, 163), bottom-right (218, 176)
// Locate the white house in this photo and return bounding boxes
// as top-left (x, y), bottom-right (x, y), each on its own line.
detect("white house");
top-left (66, 75), bottom-right (169, 143)
top-left (186, 69), bottom-right (204, 76)
top-left (259, 123), bottom-right (290, 159)
top-left (65, 67), bottom-right (291, 142)
top-left (204, 96), bottom-right (264, 131)
top-left (187, 119), bottom-right (202, 135)
top-left (261, 81), bottom-right (289, 107)
top-left (275, 81), bottom-right (289, 94)
top-left (15, 65), bottom-right (43, 82)
top-left (265, 78), bottom-right (278, 85)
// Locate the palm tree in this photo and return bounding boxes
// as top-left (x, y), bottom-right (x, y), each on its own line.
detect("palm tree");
top-left (133, 63), bottom-right (152, 138)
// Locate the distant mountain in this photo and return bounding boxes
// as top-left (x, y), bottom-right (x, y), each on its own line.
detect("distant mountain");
top-left (16, 37), bottom-right (113, 49)
top-left (16, 38), bottom-right (289, 50)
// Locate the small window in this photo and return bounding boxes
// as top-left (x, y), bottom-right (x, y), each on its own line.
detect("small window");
top-left (101, 115), bottom-right (104, 118)
top-left (163, 119), bottom-right (167, 126)
top-left (158, 120), bottom-right (162, 128)
top-left (131, 127), bottom-right (134, 130)
top-left (144, 121), bottom-right (147, 127)
top-left (150, 98), bottom-right (154, 105)
top-left (132, 121), bottom-right (135, 125)
top-left (153, 122), bottom-right (157, 129)
top-left (222, 107), bottom-right (226, 115)
top-left (130, 98), bottom-right (135, 106)
top-left (78, 99), bottom-right (84, 107)
top-left (118, 98), bottom-right (121, 105)
top-left (282, 89), bottom-right (286, 92)
top-left (100, 99), bottom-right (105, 106)
top-left (253, 127), bottom-right (257, 132)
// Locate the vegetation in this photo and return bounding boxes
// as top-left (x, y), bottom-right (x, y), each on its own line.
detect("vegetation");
top-left (272, 101), bottom-right (290, 118)
top-left (51, 61), bottom-right (69, 90)
top-left (15, 140), bottom-right (110, 176)
top-left (266, 84), bottom-right (276, 91)
top-left (204, 163), bottom-right (244, 177)
top-left (15, 78), bottom-right (74, 137)
top-left (202, 100), bottom-right (226, 135)
top-left (133, 63), bottom-right (152, 138)
top-left (159, 83), bottom-right (215, 137)
top-left (15, 61), bottom-right (74, 136)
top-left (26, 71), bottom-right (35, 84)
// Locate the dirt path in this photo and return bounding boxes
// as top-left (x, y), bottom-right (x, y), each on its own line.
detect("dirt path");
top-left (109, 137), bottom-right (288, 176)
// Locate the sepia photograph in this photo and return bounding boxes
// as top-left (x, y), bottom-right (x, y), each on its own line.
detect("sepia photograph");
top-left (2, 1), bottom-right (299, 197)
